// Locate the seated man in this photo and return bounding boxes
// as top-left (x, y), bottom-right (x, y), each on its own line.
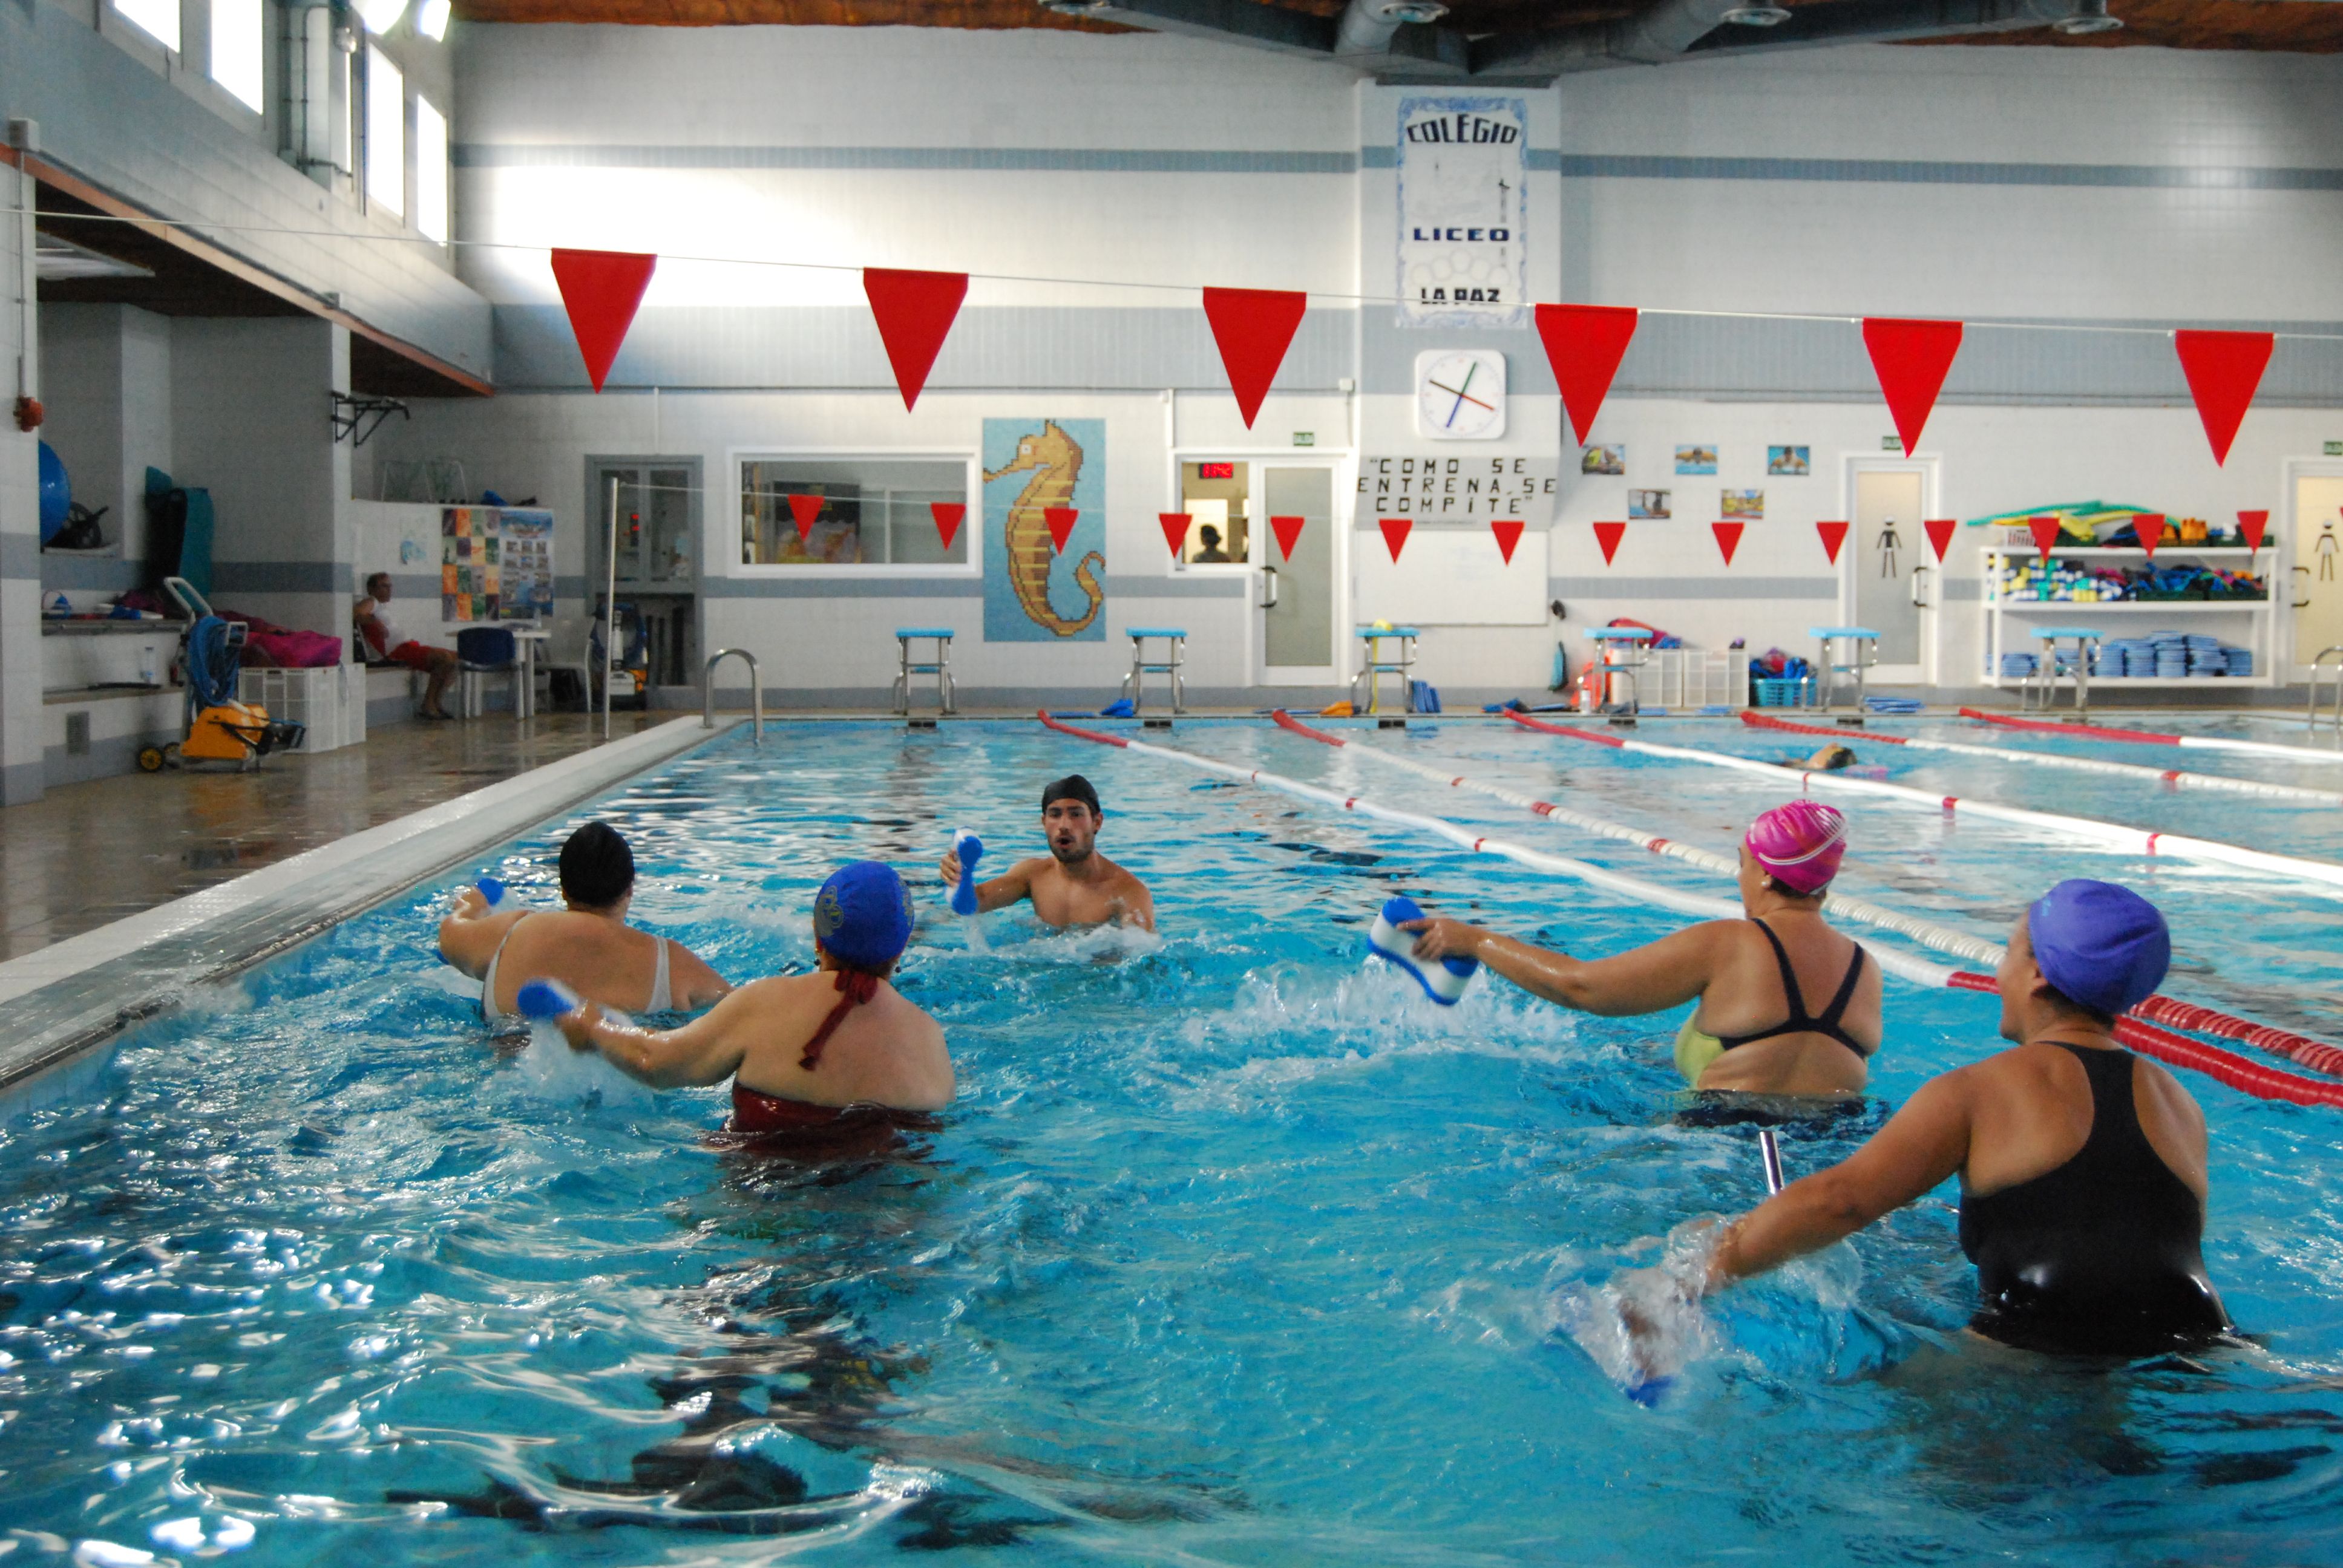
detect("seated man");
top-left (545, 861), bottom-right (954, 1134)
top-left (939, 774), bottom-right (1155, 930)
top-left (355, 570), bottom-right (460, 721)
top-left (439, 821), bottom-right (731, 1022)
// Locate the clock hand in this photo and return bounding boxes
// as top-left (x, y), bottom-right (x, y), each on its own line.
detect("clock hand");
top-left (1427, 378), bottom-right (1496, 414)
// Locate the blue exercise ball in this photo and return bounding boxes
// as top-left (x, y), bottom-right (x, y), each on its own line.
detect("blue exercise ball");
top-left (38, 442), bottom-right (69, 544)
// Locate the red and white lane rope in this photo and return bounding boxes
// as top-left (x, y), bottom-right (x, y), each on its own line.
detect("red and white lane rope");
top-left (1274, 710), bottom-right (2343, 1079)
top-left (1506, 713), bottom-right (2343, 895)
top-left (1960, 708), bottom-right (2343, 765)
top-left (1743, 711), bottom-right (2343, 806)
top-left (1039, 712), bottom-right (2343, 1108)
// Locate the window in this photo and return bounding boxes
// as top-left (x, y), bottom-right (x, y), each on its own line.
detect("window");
top-left (365, 45), bottom-right (404, 218)
top-left (113, 0), bottom-right (180, 51)
top-left (209, 0), bottom-right (264, 111)
top-left (740, 458), bottom-right (971, 567)
top-left (413, 96), bottom-right (448, 243)
top-left (1175, 460), bottom-right (1254, 564)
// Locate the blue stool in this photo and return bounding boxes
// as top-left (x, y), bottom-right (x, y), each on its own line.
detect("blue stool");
top-left (1809, 627), bottom-right (1879, 713)
top-left (2030, 626), bottom-right (2102, 716)
top-left (1353, 626), bottom-right (1420, 716)
top-left (1122, 627), bottom-right (1187, 714)
top-left (1586, 626), bottom-right (1653, 714)
top-left (893, 628), bottom-right (955, 716)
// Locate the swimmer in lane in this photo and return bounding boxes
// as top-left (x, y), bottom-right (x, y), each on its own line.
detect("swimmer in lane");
top-left (1619, 879), bottom-right (2227, 1359)
top-left (547, 861), bottom-right (953, 1134)
top-left (439, 821), bottom-right (731, 1022)
top-left (1402, 800), bottom-right (1881, 1101)
top-left (938, 774), bottom-right (1155, 931)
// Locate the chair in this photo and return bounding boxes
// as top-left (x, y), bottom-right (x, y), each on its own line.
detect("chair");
top-left (455, 626), bottom-right (523, 719)
top-left (893, 628), bottom-right (956, 716)
top-left (1122, 628), bottom-right (1188, 714)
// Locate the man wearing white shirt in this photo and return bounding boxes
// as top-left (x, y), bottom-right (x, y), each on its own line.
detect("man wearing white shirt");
top-left (355, 572), bottom-right (459, 720)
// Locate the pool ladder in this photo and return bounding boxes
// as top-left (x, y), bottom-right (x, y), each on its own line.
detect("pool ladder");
top-left (703, 648), bottom-right (764, 741)
top-left (2312, 647), bottom-right (2343, 742)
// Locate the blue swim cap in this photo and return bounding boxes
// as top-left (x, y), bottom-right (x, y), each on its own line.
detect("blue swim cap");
top-left (2028, 879), bottom-right (2170, 1018)
top-left (814, 861), bottom-right (914, 971)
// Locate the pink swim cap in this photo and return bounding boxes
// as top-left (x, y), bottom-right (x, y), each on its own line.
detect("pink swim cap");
top-left (1745, 800), bottom-right (1848, 895)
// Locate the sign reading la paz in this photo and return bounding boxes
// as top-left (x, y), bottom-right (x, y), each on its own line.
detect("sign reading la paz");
top-left (1397, 96), bottom-right (1529, 328)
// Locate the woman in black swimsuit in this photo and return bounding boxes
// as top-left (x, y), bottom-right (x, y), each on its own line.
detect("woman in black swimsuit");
top-left (1624, 878), bottom-right (2228, 1359)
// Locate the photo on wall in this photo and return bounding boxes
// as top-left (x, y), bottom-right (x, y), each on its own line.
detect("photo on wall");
top-left (983, 417), bottom-right (1107, 642)
top-left (1674, 445), bottom-right (1717, 475)
top-left (1580, 444), bottom-right (1625, 477)
top-left (1767, 446), bottom-right (1811, 477)
top-left (1628, 489), bottom-right (1671, 520)
top-left (1722, 489), bottom-right (1765, 520)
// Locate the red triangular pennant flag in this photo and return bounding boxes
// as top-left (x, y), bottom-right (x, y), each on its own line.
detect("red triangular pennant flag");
top-left (1158, 512), bottom-right (1190, 558)
top-left (1271, 514), bottom-right (1305, 561)
top-left (1863, 316), bottom-right (1964, 456)
top-left (2028, 515), bottom-right (2063, 558)
top-left (1712, 520), bottom-right (1744, 566)
top-left (931, 501), bottom-right (965, 552)
top-left (1924, 518), bottom-right (1957, 563)
top-left (2174, 330), bottom-right (2274, 466)
top-left (549, 247), bottom-right (657, 393)
top-left (2132, 512), bottom-right (2165, 560)
top-left (1533, 303), bottom-right (1639, 445)
top-left (1593, 521), bottom-right (1626, 566)
top-left (2238, 509), bottom-right (2269, 552)
top-left (787, 492), bottom-right (822, 543)
top-left (1379, 517), bottom-right (1412, 563)
top-left (1492, 520), bottom-right (1525, 564)
top-left (862, 267), bottom-right (968, 412)
top-left (1046, 507), bottom-right (1079, 554)
top-left (1202, 287), bottom-right (1308, 428)
top-left (1816, 520), bottom-right (1849, 564)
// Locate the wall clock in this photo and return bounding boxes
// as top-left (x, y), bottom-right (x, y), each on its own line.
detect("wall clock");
top-left (1416, 349), bottom-right (1506, 440)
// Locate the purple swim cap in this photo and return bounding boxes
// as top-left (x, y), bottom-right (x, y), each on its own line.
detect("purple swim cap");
top-left (2028, 878), bottom-right (2169, 1017)
top-left (1745, 800), bottom-right (1849, 895)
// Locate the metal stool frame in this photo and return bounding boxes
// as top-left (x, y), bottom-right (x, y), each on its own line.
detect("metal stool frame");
top-left (892, 628), bottom-right (957, 716)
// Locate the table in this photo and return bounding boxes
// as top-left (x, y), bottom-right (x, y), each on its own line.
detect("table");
top-left (511, 627), bottom-right (549, 719)
top-left (1808, 626), bottom-right (1880, 713)
top-left (1352, 626), bottom-right (1419, 716)
top-left (1122, 627), bottom-right (1188, 714)
top-left (1585, 626), bottom-right (1653, 714)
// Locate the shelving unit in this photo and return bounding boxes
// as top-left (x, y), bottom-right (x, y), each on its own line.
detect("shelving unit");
top-left (1981, 542), bottom-right (2279, 691)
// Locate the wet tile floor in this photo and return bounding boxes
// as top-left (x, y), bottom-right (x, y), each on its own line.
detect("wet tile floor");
top-left (0, 713), bottom-right (678, 962)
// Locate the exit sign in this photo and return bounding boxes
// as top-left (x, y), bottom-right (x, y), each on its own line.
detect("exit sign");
top-left (2327, 440), bottom-right (2343, 456)
top-left (1881, 436), bottom-right (1901, 450)
top-left (1293, 431), bottom-right (1315, 447)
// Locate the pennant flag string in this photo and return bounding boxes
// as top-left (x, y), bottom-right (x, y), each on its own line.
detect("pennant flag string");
top-left (1817, 520), bottom-right (1849, 565)
top-left (862, 267), bottom-right (968, 411)
top-left (1924, 518), bottom-right (1958, 564)
top-left (1158, 512), bottom-right (1191, 558)
top-left (785, 492), bottom-right (823, 543)
top-left (1864, 316), bottom-right (1964, 457)
top-left (1046, 508), bottom-right (1080, 555)
top-left (1492, 519), bottom-right (1525, 564)
top-left (1380, 517), bottom-right (1413, 563)
top-left (1203, 287), bottom-right (1308, 428)
top-left (549, 247), bottom-right (657, 393)
top-left (1593, 521), bottom-right (1627, 566)
top-left (1712, 520), bottom-right (1744, 567)
top-left (931, 501), bottom-right (965, 553)
top-left (1271, 514), bottom-right (1306, 561)
top-left (2134, 512), bottom-right (2166, 560)
top-left (1535, 304), bottom-right (1639, 445)
top-left (2174, 329), bottom-right (2275, 466)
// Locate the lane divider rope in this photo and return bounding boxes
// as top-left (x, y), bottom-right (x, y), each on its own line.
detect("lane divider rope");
top-left (1274, 710), bottom-right (2343, 1079)
top-left (1742, 711), bottom-right (2343, 807)
top-left (1037, 713), bottom-right (2343, 1108)
top-left (1959, 707), bottom-right (2343, 766)
top-left (1505, 712), bottom-right (2343, 896)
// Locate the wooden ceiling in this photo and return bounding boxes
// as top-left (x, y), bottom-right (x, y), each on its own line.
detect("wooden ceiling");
top-left (451, 0), bottom-right (2343, 50)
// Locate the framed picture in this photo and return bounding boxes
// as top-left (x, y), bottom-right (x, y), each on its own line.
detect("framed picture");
top-left (1580, 443), bottom-right (1625, 476)
top-left (1628, 489), bottom-right (1671, 520)
top-left (1722, 488), bottom-right (1764, 520)
top-left (1674, 445), bottom-right (1717, 475)
top-left (1767, 445), bottom-right (1810, 477)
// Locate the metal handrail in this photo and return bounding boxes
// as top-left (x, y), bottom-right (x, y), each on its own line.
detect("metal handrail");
top-left (2312, 645), bottom-right (2343, 734)
top-left (704, 648), bottom-right (764, 740)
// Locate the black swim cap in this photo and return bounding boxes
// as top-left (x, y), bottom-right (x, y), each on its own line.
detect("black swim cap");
top-left (1041, 774), bottom-right (1101, 816)
top-left (559, 821), bottom-right (635, 908)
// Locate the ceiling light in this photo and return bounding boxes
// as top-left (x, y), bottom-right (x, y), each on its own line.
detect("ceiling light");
top-left (2051, 0), bottom-right (2122, 33)
top-left (1375, 0), bottom-right (1449, 22)
top-left (1720, 3), bottom-right (1792, 24)
top-left (415, 0), bottom-right (450, 39)
top-left (358, 0), bottom-right (408, 33)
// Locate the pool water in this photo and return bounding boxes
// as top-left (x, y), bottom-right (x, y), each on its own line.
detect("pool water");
top-left (5, 717), bottom-right (2343, 1566)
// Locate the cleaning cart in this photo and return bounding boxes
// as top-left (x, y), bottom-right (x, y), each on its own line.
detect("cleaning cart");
top-left (136, 577), bottom-right (306, 773)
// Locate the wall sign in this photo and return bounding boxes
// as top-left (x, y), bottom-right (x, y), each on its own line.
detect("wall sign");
top-left (1358, 455), bottom-right (1558, 521)
top-left (1415, 350), bottom-right (1507, 440)
top-left (1397, 96), bottom-right (1528, 329)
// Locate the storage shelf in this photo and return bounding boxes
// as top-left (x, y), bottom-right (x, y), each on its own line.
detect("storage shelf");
top-left (42, 684), bottom-right (171, 705)
top-left (1983, 675), bottom-right (2258, 689)
top-left (1989, 547), bottom-right (2260, 558)
top-left (1990, 599), bottom-right (2267, 613)
top-left (41, 618), bottom-right (180, 636)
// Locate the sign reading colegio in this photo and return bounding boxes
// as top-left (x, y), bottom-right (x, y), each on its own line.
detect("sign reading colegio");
top-left (1397, 96), bottom-right (1529, 329)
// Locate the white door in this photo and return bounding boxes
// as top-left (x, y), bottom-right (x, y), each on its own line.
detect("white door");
top-left (2293, 466), bottom-right (2343, 671)
top-left (1256, 464), bottom-right (1343, 684)
top-left (1842, 457), bottom-right (1939, 684)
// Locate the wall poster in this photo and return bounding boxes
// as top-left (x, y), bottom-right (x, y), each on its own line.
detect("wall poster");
top-left (1357, 455), bottom-right (1559, 522)
top-left (1396, 96), bottom-right (1528, 328)
top-left (982, 418), bottom-right (1107, 642)
top-left (439, 505), bottom-right (556, 622)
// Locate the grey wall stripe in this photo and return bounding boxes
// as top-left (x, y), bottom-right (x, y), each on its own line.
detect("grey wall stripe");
top-left (1360, 147), bottom-right (1562, 172)
top-left (41, 557), bottom-right (145, 593)
top-left (704, 577), bottom-right (984, 599)
top-left (0, 535), bottom-right (39, 580)
top-left (1554, 576), bottom-right (1838, 600)
top-left (457, 145), bottom-right (1355, 174)
top-left (1551, 154), bottom-right (2343, 192)
top-left (211, 561), bottom-right (349, 593)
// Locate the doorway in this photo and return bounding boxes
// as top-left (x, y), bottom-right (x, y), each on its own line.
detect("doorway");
top-left (588, 456), bottom-right (703, 702)
top-left (1843, 457), bottom-right (1939, 685)
top-left (1173, 457), bottom-right (1345, 684)
top-left (2292, 466), bottom-right (2343, 670)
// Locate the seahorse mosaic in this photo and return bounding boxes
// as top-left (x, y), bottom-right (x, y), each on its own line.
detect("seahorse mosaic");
top-left (985, 420), bottom-right (1104, 637)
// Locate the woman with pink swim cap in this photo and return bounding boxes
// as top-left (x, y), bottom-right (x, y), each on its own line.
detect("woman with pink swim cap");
top-left (1403, 799), bottom-right (1882, 1101)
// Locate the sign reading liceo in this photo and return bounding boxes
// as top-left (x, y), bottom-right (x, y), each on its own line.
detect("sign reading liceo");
top-left (1397, 96), bottom-right (1528, 330)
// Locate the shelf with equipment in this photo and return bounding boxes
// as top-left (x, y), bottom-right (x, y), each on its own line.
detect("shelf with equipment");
top-left (1981, 543), bottom-right (2279, 691)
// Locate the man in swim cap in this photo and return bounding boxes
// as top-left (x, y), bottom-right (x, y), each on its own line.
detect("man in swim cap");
top-left (1619, 878), bottom-right (2226, 1360)
top-left (548, 861), bottom-right (954, 1132)
top-left (937, 773), bottom-right (1156, 930)
top-left (440, 820), bottom-right (731, 1022)
top-left (1404, 800), bottom-right (1880, 1100)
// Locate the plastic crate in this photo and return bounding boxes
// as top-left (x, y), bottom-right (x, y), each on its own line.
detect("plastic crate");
top-left (1753, 677), bottom-right (1806, 708)
top-left (238, 663), bottom-right (365, 753)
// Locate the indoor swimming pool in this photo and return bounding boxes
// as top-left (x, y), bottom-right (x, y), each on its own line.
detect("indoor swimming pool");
top-left (4, 716), bottom-right (2341, 1566)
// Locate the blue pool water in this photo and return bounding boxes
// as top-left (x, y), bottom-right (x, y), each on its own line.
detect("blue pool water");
top-left (5, 717), bottom-right (2343, 1566)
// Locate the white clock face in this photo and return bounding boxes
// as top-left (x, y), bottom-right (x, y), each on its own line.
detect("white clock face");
top-left (1416, 350), bottom-right (1507, 440)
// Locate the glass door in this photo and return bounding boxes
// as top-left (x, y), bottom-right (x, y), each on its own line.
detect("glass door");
top-left (1843, 458), bottom-right (1938, 685)
top-left (1257, 465), bottom-right (1340, 683)
top-left (589, 457), bottom-right (703, 698)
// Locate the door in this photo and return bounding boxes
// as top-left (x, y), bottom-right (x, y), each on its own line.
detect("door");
top-left (588, 457), bottom-right (703, 699)
top-left (1845, 460), bottom-right (1935, 684)
top-left (1257, 465), bottom-right (1340, 683)
top-left (2295, 470), bottom-right (2343, 668)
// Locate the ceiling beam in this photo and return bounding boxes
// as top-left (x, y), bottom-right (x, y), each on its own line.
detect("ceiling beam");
top-left (1472, 0), bottom-right (2090, 78)
top-left (1077, 0), bottom-right (1469, 73)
